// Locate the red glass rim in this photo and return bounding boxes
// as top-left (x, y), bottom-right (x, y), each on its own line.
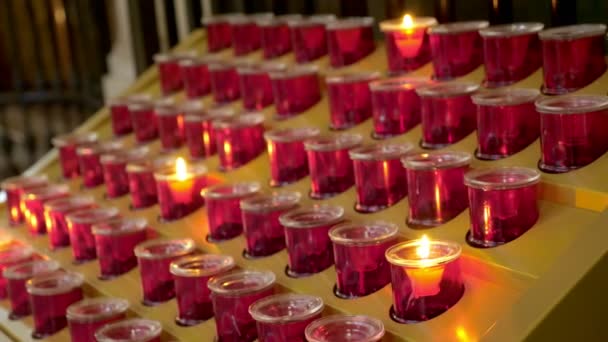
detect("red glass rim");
top-left (26, 271), bottom-right (84, 296)
top-left (240, 191), bottom-right (302, 212)
top-left (479, 22), bottom-right (544, 37)
top-left (249, 293), bottom-right (324, 323)
top-left (126, 155), bottom-right (176, 174)
top-left (153, 162), bottom-right (207, 181)
top-left (279, 205), bottom-right (345, 229)
top-left (256, 14), bottom-right (303, 26)
top-left (178, 54), bottom-right (223, 67)
top-left (207, 270), bottom-right (276, 296)
top-left (326, 17), bottom-right (375, 30)
top-left (3, 260), bottom-right (60, 280)
top-left (539, 23), bottom-right (607, 40)
top-left (179, 99), bottom-right (205, 115)
top-left (23, 183), bottom-right (70, 200)
top-left (1, 174), bottom-right (48, 190)
top-left (201, 12), bottom-right (245, 25)
top-left (169, 254), bottom-right (235, 278)
top-left (107, 93), bottom-right (153, 106)
top-left (0, 245), bottom-right (34, 265)
top-left (202, 182), bottom-right (261, 200)
top-left (349, 142), bottom-right (415, 161)
top-left (304, 133), bottom-right (363, 152)
top-left (269, 65), bottom-right (318, 80)
top-left (472, 88), bottom-right (540, 106)
top-left (184, 106), bottom-right (235, 123)
top-left (264, 127), bottom-right (321, 143)
top-left (92, 217), bottom-right (148, 236)
top-left (305, 315), bottom-right (385, 342)
top-left (385, 239), bottom-right (462, 268)
top-left (76, 140), bottom-right (123, 156)
top-left (287, 14), bottom-right (336, 27)
top-left (67, 297), bottom-right (129, 323)
top-left (43, 195), bottom-right (95, 213)
top-left (226, 12), bottom-right (274, 24)
top-left (464, 167), bottom-right (540, 190)
top-left (415, 81), bottom-right (480, 98)
top-left (134, 238), bottom-right (196, 260)
top-left (379, 16), bottom-right (438, 31)
top-left (65, 207), bottom-right (120, 224)
top-left (94, 318), bottom-right (162, 342)
top-left (428, 20), bottom-right (489, 34)
top-left (212, 112), bottom-right (265, 128)
top-left (237, 61), bottom-right (288, 75)
top-left (100, 146), bottom-right (150, 165)
top-left (535, 95), bottom-right (608, 114)
top-left (369, 76), bottom-right (430, 92)
top-left (51, 132), bottom-right (98, 147)
top-left (152, 50), bottom-right (197, 63)
top-left (325, 71), bottom-right (382, 85)
top-left (329, 221), bottom-right (399, 246)
top-left (401, 151), bottom-right (472, 170)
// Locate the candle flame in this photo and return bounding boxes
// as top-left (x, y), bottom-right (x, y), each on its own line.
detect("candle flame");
top-left (175, 157), bottom-right (188, 181)
top-left (416, 235), bottom-right (431, 259)
top-left (402, 14), bottom-right (414, 28)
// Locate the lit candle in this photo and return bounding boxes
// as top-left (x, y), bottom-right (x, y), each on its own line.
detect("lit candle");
top-left (380, 14), bottom-right (437, 73)
top-left (405, 236), bottom-right (444, 297)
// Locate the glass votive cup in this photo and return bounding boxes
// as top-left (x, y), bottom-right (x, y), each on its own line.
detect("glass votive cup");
top-left (155, 100), bottom-right (185, 150)
top-left (128, 99), bottom-right (158, 143)
top-left (108, 94), bottom-right (152, 136)
top-left (26, 271), bottom-right (84, 339)
top-left (240, 191), bottom-right (302, 257)
top-left (250, 294), bottom-right (324, 342)
top-left (95, 318), bottom-right (162, 342)
top-left (539, 24), bottom-right (607, 95)
top-left (369, 77), bottom-right (428, 139)
top-left (1, 174), bottom-right (48, 225)
top-left (465, 167), bottom-right (540, 247)
top-left (67, 298), bottom-right (129, 342)
top-left (258, 15), bottom-right (302, 59)
top-left (288, 14), bottom-right (336, 63)
top-left (349, 143), bottom-right (413, 213)
top-left (327, 72), bottom-right (381, 130)
top-left (4, 260), bottom-right (60, 319)
top-left (471, 88), bottom-right (540, 160)
top-left (279, 205), bottom-right (345, 276)
top-left (154, 160), bottom-right (208, 221)
top-left (380, 16), bottom-right (437, 74)
top-left (66, 207), bottom-right (120, 263)
top-left (305, 133), bottom-right (363, 199)
top-left (386, 238), bottom-right (464, 323)
top-left (416, 81), bottom-right (479, 149)
top-left (229, 13), bottom-right (274, 56)
top-left (126, 156), bottom-right (175, 209)
top-left (329, 221), bottom-right (399, 298)
top-left (169, 254), bottom-right (235, 326)
top-left (179, 56), bottom-right (216, 99)
top-left (270, 65), bottom-right (321, 118)
top-left (153, 51), bottom-right (196, 95)
top-left (22, 184), bottom-right (71, 235)
top-left (264, 127), bottom-right (320, 186)
top-left (202, 182), bottom-right (261, 241)
top-left (0, 245), bottom-right (34, 299)
top-left (92, 218), bottom-right (149, 279)
top-left (326, 17), bottom-right (376, 67)
top-left (305, 315), bottom-right (385, 342)
top-left (238, 61), bottom-right (287, 110)
top-left (52, 132), bottom-right (98, 179)
top-left (401, 151), bottom-right (472, 227)
top-left (208, 270), bottom-right (276, 342)
top-left (480, 23), bottom-right (544, 87)
top-left (184, 105), bottom-right (235, 159)
top-left (101, 147), bottom-right (150, 198)
top-left (213, 113), bottom-right (266, 171)
top-left (209, 61), bottom-right (242, 103)
top-left (44, 195), bottom-right (97, 249)
top-left (134, 238), bottom-right (196, 305)
top-left (77, 140), bottom-right (124, 188)
top-left (428, 21), bottom-right (488, 79)
top-left (536, 95), bottom-right (608, 173)
top-left (203, 13), bottom-right (244, 52)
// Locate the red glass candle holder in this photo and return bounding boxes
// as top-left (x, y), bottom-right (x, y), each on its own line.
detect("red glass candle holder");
top-left (536, 95), bottom-right (608, 173)
top-left (327, 72), bottom-right (380, 130)
top-left (250, 294), bottom-right (324, 342)
top-left (44, 195), bottom-right (96, 249)
top-left (209, 61), bottom-right (242, 103)
top-left (258, 15), bottom-right (302, 59)
top-left (67, 298), bottom-right (129, 342)
top-left (349, 143), bottom-right (413, 213)
top-left (241, 191), bottom-right (301, 257)
top-left (416, 81), bottom-right (479, 149)
top-left (208, 270), bottom-right (276, 342)
top-left (401, 151), bottom-right (472, 227)
top-left (380, 16), bottom-right (437, 74)
top-left (329, 221), bottom-right (398, 298)
top-left (184, 105), bottom-right (235, 159)
top-left (229, 13), bottom-right (274, 56)
top-left (134, 238), bottom-right (195, 305)
top-left (0, 245), bottom-right (34, 299)
top-left (213, 113), bottom-right (266, 171)
top-left (101, 147), bottom-right (150, 198)
top-left (238, 61), bottom-right (286, 110)
top-left (270, 65), bottom-right (321, 118)
top-left (179, 55), bottom-right (218, 99)
top-left (66, 207), bottom-right (120, 263)
top-left (108, 94), bottom-right (152, 136)
top-left (170, 254), bottom-right (235, 326)
top-left (480, 23), bottom-right (544, 87)
top-left (22, 184), bottom-right (70, 235)
top-left (153, 51), bottom-right (196, 95)
top-left (1, 175), bottom-right (48, 225)
top-left (472, 88), bottom-right (540, 160)
top-left (305, 133), bottom-right (363, 199)
top-left (4, 260), bottom-right (60, 319)
top-left (305, 315), bottom-right (385, 342)
top-left (26, 271), bottom-right (84, 338)
top-left (95, 319), bottom-right (162, 342)
top-left (155, 99), bottom-right (185, 150)
top-left (369, 77), bottom-right (428, 139)
top-left (327, 17), bottom-right (376, 67)
top-left (428, 21), bottom-right (488, 79)
top-left (52, 132), bottom-right (98, 179)
top-left (539, 24), bottom-right (607, 95)
top-left (264, 127), bottom-right (320, 186)
top-left (465, 167), bottom-right (540, 247)
top-left (154, 159), bottom-right (207, 221)
top-left (279, 205), bottom-right (344, 276)
top-left (128, 99), bottom-right (158, 143)
top-left (202, 182), bottom-right (261, 241)
top-left (77, 140), bottom-right (124, 188)
top-left (289, 14), bottom-right (336, 63)
top-left (203, 13), bottom-right (244, 52)
top-left (386, 238), bottom-right (464, 323)
top-left (126, 156), bottom-right (175, 209)
top-left (92, 218), bottom-right (148, 279)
